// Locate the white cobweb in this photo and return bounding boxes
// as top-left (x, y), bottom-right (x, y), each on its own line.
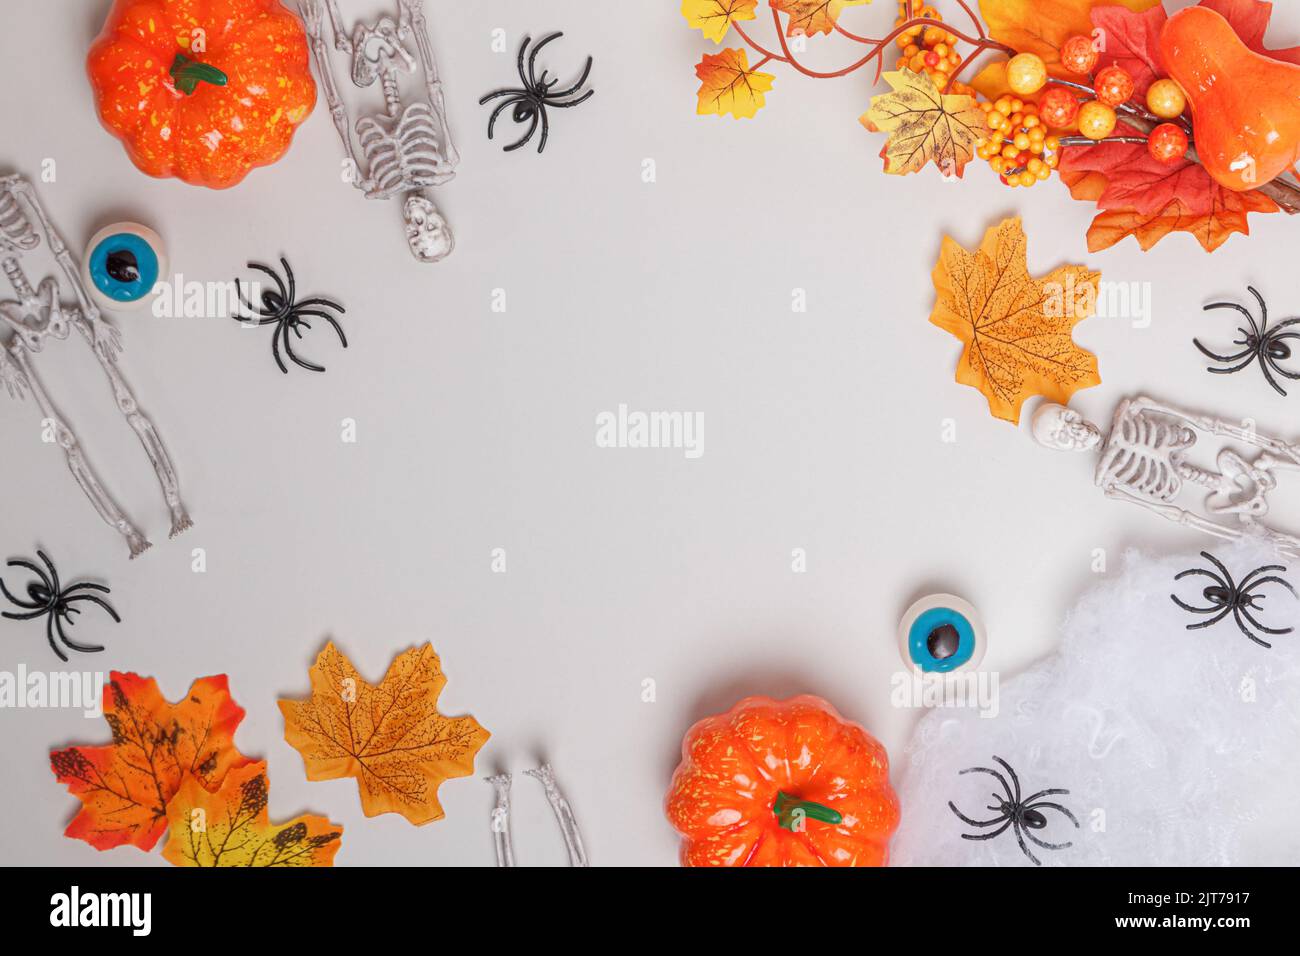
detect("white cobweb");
top-left (891, 539), bottom-right (1300, 866)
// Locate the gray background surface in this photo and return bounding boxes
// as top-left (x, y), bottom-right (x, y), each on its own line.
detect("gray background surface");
top-left (2, 0), bottom-right (1298, 866)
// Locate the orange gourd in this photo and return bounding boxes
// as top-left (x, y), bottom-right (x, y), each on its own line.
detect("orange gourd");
top-left (665, 695), bottom-right (900, 866)
top-left (88, 0), bottom-right (316, 189)
top-left (1159, 6), bottom-right (1300, 192)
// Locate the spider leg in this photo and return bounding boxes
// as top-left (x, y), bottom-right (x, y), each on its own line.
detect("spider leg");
top-left (44, 615), bottom-right (69, 663)
top-left (1236, 564), bottom-right (1290, 590)
top-left (514, 35), bottom-right (532, 88)
top-left (1268, 355), bottom-right (1300, 382)
top-left (948, 802), bottom-right (1008, 828)
top-left (527, 32), bottom-right (563, 89)
top-left (271, 321), bottom-right (289, 375)
top-left (1247, 286), bottom-right (1268, 333)
top-left (55, 613), bottom-right (104, 655)
top-left (547, 88), bottom-right (595, 110)
top-left (960, 764), bottom-right (1016, 805)
top-left (486, 96), bottom-right (523, 142)
top-left (536, 106), bottom-right (549, 153)
top-left (478, 88), bottom-right (520, 104)
top-left (1259, 358), bottom-right (1288, 397)
top-left (1205, 300), bottom-right (1262, 341)
top-left (61, 581), bottom-right (112, 596)
top-left (1025, 800), bottom-right (1080, 828)
top-left (1022, 788), bottom-right (1070, 804)
top-left (233, 278), bottom-right (270, 323)
top-left (37, 551), bottom-right (61, 595)
top-left (297, 309), bottom-right (348, 348)
top-left (293, 297), bottom-right (345, 315)
top-left (1023, 830), bottom-right (1074, 852)
top-left (8, 557), bottom-right (52, 593)
top-left (991, 756), bottom-right (1022, 803)
top-left (248, 262), bottom-right (288, 307)
top-left (1231, 609), bottom-right (1273, 648)
top-left (280, 257), bottom-right (296, 306)
top-left (1199, 553), bottom-right (1237, 592)
top-left (1192, 339), bottom-right (1255, 365)
top-left (62, 593), bottom-right (121, 624)
top-left (0, 574), bottom-right (45, 611)
top-left (2, 608), bottom-right (50, 621)
top-left (1239, 604), bottom-right (1292, 637)
top-left (1171, 594), bottom-right (1226, 614)
top-left (1185, 606), bottom-right (1233, 630)
top-left (1012, 825), bottom-right (1042, 866)
top-left (282, 324), bottom-right (326, 373)
top-left (548, 56), bottom-right (594, 100)
top-left (291, 319), bottom-right (310, 338)
top-left (959, 821), bottom-right (1013, 843)
top-left (505, 108), bottom-right (540, 153)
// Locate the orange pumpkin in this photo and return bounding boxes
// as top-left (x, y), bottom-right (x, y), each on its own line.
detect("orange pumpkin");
top-left (666, 695), bottom-right (900, 866)
top-left (88, 0), bottom-right (316, 189)
top-left (1159, 6), bottom-right (1300, 192)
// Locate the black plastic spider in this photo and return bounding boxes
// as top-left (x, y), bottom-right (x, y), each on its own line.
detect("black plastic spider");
top-left (1195, 286), bottom-right (1300, 397)
top-left (948, 755), bottom-right (1079, 866)
top-left (234, 258), bottom-right (347, 374)
top-left (0, 551), bottom-right (118, 662)
top-left (479, 33), bottom-right (594, 154)
top-left (1171, 551), bottom-right (1296, 649)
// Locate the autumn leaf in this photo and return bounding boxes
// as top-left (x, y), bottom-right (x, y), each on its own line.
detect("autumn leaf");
top-left (977, 0), bottom-right (1163, 64)
top-left (161, 762), bottom-right (342, 867)
top-left (1200, 0), bottom-right (1300, 63)
top-left (279, 642), bottom-right (490, 826)
top-left (1071, 189), bottom-right (1278, 253)
top-left (50, 672), bottom-right (250, 852)
top-left (861, 70), bottom-right (987, 177)
top-left (771, 0), bottom-right (869, 37)
top-left (682, 0), bottom-right (758, 43)
top-left (695, 47), bottom-right (774, 119)
top-left (930, 217), bottom-right (1102, 423)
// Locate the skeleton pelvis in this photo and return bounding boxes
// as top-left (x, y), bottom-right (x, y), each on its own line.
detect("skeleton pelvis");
top-left (0, 277), bottom-right (69, 349)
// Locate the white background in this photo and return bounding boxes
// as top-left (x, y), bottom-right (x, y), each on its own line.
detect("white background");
top-left (2, 0), bottom-right (1299, 866)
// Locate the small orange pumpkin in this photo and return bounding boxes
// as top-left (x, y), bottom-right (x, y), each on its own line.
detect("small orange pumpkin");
top-left (666, 695), bottom-right (900, 866)
top-left (88, 0), bottom-right (316, 189)
top-left (1159, 6), bottom-right (1300, 192)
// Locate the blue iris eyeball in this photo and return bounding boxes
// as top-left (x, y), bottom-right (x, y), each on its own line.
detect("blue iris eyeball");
top-left (897, 593), bottom-right (987, 674)
top-left (83, 223), bottom-right (167, 311)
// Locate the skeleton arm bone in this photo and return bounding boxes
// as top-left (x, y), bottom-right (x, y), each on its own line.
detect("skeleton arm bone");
top-left (401, 0), bottom-right (459, 167)
top-left (300, 0), bottom-right (375, 193)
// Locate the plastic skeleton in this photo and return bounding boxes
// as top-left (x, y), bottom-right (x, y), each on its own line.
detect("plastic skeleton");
top-left (300, 0), bottom-right (458, 263)
top-left (486, 764), bottom-right (588, 867)
top-left (0, 175), bottom-right (190, 558)
top-left (1033, 397), bottom-right (1300, 558)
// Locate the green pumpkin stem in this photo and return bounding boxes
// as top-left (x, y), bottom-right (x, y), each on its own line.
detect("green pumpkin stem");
top-left (170, 53), bottom-right (228, 95)
top-left (773, 791), bottom-right (843, 832)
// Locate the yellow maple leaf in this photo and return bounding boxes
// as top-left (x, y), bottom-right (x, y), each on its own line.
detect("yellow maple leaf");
top-left (930, 217), bottom-right (1102, 423)
top-left (162, 762), bottom-right (343, 867)
top-left (772, 0), bottom-right (870, 37)
top-left (695, 48), bottom-right (775, 119)
top-left (279, 642), bottom-right (490, 826)
top-left (681, 0), bottom-right (758, 43)
top-left (861, 70), bottom-right (988, 177)
top-left (978, 0), bottom-right (1163, 64)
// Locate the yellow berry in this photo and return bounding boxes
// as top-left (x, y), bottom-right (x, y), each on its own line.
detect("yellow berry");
top-left (995, 96), bottom-right (1013, 115)
top-left (1146, 78), bottom-right (1187, 119)
top-left (1006, 52), bottom-right (1048, 96)
top-left (1014, 132), bottom-right (1031, 151)
top-left (1036, 166), bottom-right (1051, 180)
top-left (1027, 157), bottom-right (1045, 174)
top-left (1002, 144), bottom-right (1019, 160)
top-left (989, 157), bottom-right (1005, 174)
top-left (987, 112), bottom-right (1007, 130)
top-left (1023, 115), bottom-right (1040, 129)
top-left (1045, 135), bottom-right (1061, 151)
top-left (1077, 100), bottom-right (1117, 140)
top-left (1018, 171), bottom-right (1036, 187)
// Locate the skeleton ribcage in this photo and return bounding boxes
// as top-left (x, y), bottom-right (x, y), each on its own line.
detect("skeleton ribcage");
top-left (0, 186), bottom-right (40, 253)
top-left (356, 102), bottom-right (452, 199)
top-left (1097, 413), bottom-right (1193, 502)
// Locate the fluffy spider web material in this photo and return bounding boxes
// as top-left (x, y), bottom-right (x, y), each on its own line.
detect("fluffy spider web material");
top-left (891, 540), bottom-right (1300, 866)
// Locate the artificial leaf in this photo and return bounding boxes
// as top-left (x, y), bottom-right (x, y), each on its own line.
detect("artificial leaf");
top-left (681, 0), bottom-right (758, 44)
top-left (162, 762), bottom-right (342, 867)
top-left (1199, 0), bottom-right (1300, 63)
top-left (1062, 121), bottom-right (1216, 217)
top-left (1089, 4), bottom-right (1167, 95)
top-left (695, 47), bottom-right (775, 119)
top-left (771, 0), bottom-right (869, 37)
top-left (861, 70), bottom-right (987, 177)
top-left (1075, 190), bottom-right (1278, 253)
top-left (929, 217), bottom-right (1101, 423)
top-left (50, 672), bottom-right (250, 852)
top-left (279, 642), bottom-right (490, 826)
top-left (978, 0), bottom-right (1163, 64)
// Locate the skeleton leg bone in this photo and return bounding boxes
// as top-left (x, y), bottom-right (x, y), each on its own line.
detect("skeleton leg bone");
top-left (73, 315), bottom-right (192, 538)
top-left (7, 340), bottom-right (151, 558)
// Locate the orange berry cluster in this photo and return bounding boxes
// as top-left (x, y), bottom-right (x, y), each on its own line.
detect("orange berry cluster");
top-left (976, 96), bottom-right (1061, 187)
top-left (893, 3), bottom-right (973, 95)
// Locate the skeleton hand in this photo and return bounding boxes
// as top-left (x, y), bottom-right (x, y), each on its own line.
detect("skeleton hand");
top-left (299, 0), bottom-right (322, 31)
top-left (0, 350), bottom-right (28, 401)
top-left (90, 316), bottom-right (122, 361)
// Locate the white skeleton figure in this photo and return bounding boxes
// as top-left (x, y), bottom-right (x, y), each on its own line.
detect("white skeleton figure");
top-left (300, 0), bottom-right (458, 263)
top-left (0, 175), bottom-right (191, 558)
top-left (1033, 398), bottom-right (1300, 557)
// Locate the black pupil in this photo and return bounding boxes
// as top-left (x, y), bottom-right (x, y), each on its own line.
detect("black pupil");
top-left (106, 249), bottom-right (139, 284)
top-left (927, 623), bottom-right (960, 660)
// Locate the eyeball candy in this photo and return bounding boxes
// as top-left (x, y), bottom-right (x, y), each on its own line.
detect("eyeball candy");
top-left (83, 223), bottom-right (167, 311)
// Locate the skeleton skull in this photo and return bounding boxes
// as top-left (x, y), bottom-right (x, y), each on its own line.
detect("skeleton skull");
top-left (403, 193), bottom-right (454, 263)
top-left (1032, 403), bottom-right (1102, 452)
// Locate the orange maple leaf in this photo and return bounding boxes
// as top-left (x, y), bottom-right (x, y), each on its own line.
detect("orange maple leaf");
top-left (977, 0), bottom-right (1164, 64)
top-left (162, 761), bottom-right (343, 867)
top-left (771, 0), bottom-right (869, 37)
top-left (681, 0), bottom-right (759, 44)
top-left (930, 217), bottom-right (1102, 424)
top-left (695, 47), bottom-right (774, 118)
top-left (279, 642), bottom-right (490, 826)
top-left (861, 69), bottom-right (988, 177)
top-left (50, 672), bottom-right (250, 851)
